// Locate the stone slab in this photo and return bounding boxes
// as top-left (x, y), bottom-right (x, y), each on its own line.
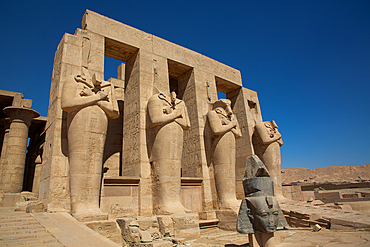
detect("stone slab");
top-left (1, 193), bottom-right (22, 207)
top-left (32, 212), bottom-right (120, 247)
top-left (134, 240), bottom-right (173, 247)
top-left (216, 209), bottom-right (238, 231)
top-left (172, 213), bottom-right (200, 240)
top-left (85, 220), bottom-right (122, 244)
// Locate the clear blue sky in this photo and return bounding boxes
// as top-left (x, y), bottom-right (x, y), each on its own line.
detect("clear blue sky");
top-left (1, 1), bottom-right (369, 169)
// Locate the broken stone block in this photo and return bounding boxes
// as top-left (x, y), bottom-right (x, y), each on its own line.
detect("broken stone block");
top-left (117, 218), bottom-right (138, 244)
top-left (147, 227), bottom-right (162, 240)
top-left (139, 230), bottom-right (152, 242)
top-left (172, 214), bottom-right (200, 239)
top-left (216, 209), bottom-right (238, 231)
top-left (137, 216), bottom-right (159, 231)
top-left (14, 201), bottom-right (29, 211)
top-left (170, 237), bottom-right (186, 245)
top-left (85, 220), bottom-right (122, 244)
top-left (134, 240), bottom-right (173, 247)
top-left (157, 216), bottom-right (174, 237)
top-left (129, 226), bottom-right (141, 243)
top-left (26, 201), bottom-right (44, 213)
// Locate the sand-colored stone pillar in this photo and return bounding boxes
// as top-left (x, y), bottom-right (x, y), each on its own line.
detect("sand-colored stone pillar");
top-left (40, 28), bottom-right (104, 213)
top-left (180, 69), bottom-right (216, 211)
top-left (227, 88), bottom-right (262, 199)
top-left (2, 107), bottom-right (39, 193)
top-left (0, 118), bottom-right (10, 187)
top-left (32, 155), bottom-right (42, 197)
top-left (122, 49), bottom-right (155, 216)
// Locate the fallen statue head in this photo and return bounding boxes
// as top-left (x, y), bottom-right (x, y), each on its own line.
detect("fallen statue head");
top-left (245, 196), bottom-right (279, 233)
top-left (237, 155), bottom-right (289, 234)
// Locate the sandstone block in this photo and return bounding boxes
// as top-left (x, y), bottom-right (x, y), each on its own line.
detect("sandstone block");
top-left (26, 201), bottom-right (45, 213)
top-left (139, 230), bottom-right (152, 242)
top-left (172, 214), bottom-right (200, 240)
top-left (134, 240), bottom-right (173, 247)
top-left (136, 216), bottom-right (159, 231)
top-left (216, 209), bottom-right (237, 231)
top-left (14, 201), bottom-right (29, 211)
top-left (199, 210), bottom-right (217, 220)
top-left (157, 216), bottom-right (174, 237)
top-left (85, 220), bottom-right (122, 244)
top-left (2, 193), bottom-right (22, 207)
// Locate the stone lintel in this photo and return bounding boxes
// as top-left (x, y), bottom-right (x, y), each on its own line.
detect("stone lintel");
top-left (104, 176), bottom-right (140, 185)
top-left (82, 9), bottom-right (242, 86)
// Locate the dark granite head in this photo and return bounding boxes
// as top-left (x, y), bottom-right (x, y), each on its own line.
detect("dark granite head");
top-left (246, 196), bottom-right (279, 233)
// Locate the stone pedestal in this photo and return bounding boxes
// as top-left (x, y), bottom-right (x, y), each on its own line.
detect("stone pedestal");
top-left (2, 106), bottom-right (39, 193)
top-left (216, 209), bottom-right (238, 231)
top-left (172, 214), bottom-right (200, 239)
top-left (1, 193), bottom-right (22, 207)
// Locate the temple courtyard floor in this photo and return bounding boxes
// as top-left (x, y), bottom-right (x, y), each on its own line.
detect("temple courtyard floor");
top-left (0, 206), bottom-right (369, 246)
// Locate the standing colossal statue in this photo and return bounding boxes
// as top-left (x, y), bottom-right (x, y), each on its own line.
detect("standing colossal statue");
top-left (207, 99), bottom-right (242, 212)
top-left (61, 71), bottom-right (119, 221)
top-left (254, 121), bottom-right (284, 198)
top-left (148, 91), bottom-right (191, 215)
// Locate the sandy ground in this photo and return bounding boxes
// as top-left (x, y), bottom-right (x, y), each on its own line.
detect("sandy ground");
top-left (182, 227), bottom-right (370, 246)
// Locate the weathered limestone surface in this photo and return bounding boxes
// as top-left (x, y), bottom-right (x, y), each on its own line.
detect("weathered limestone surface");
top-left (36, 10), bottom-right (274, 223)
top-left (61, 70), bottom-right (119, 221)
top-left (2, 106), bottom-right (39, 193)
top-left (148, 92), bottom-right (190, 215)
top-left (40, 29), bottom-right (105, 213)
top-left (254, 121), bottom-right (284, 198)
top-left (230, 88), bottom-right (263, 199)
top-left (207, 99), bottom-right (242, 213)
top-left (0, 118), bottom-right (10, 188)
top-left (117, 214), bottom-right (199, 246)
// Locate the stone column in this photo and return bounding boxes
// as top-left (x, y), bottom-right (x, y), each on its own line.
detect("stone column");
top-left (227, 88), bottom-right (262, 199)
top-left (2, 106), bottom-right (39, 193)
top-left (0, 118), bottom-right (10, 187)
top-left (32, 155), bottom-right (42, 197)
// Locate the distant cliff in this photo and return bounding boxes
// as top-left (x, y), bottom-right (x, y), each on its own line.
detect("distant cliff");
top-left (281, 164), bottom-right (370, 185)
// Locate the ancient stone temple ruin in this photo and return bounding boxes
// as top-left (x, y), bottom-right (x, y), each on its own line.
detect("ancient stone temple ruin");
top-left (0, 10), bottom-right (289, 245)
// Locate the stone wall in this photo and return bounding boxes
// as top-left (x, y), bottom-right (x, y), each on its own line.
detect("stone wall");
top-left (39, 9), bottom-right (263, 216)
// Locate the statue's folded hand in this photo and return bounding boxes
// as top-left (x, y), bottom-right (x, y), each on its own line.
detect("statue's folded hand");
top-left (97, 91), bottom-right (108, 101)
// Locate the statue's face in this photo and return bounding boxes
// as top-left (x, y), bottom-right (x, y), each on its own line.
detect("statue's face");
top-left (247, 196), bottom-right (279, 233)
top-left (225, 104), bottom-right (233, 116)
top-left (252, 207), bottom-right (279, 233)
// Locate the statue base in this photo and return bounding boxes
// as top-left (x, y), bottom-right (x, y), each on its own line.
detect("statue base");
top-left (215, 209), bottom-right (238, 231)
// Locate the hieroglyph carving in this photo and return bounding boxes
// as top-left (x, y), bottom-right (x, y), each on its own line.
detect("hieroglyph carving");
top-left (148, 92), bottom-right (191, 215)
top-left (61, 70), bottom-right (119, 221)
top-left (255, 121), bottom-right (283, 198)
top-left (207, 99), bottom-right (242, 212)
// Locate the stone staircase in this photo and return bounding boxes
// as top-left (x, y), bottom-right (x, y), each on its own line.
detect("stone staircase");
top-left (0, 207), bottom-right (62, 246)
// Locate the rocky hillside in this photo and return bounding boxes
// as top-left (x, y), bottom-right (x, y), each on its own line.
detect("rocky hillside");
top-left (281, 164), bottom-right (370, 185)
